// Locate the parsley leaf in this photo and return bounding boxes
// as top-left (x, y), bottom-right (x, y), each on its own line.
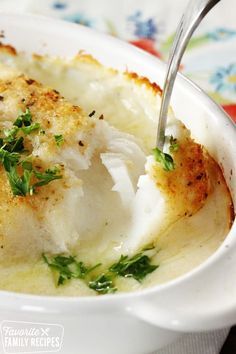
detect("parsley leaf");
top-left (1, 129), bottom-right (24, 153)
top-left (13, 108), bottom-right (40, 135)
top-left (14, 108), bottom-right (32, 127)
top-left (0, 108), bottom-right (62, 196)
top-left (1, 108), bottom-right (39, 154)
top-left (5, 164), bottom-right (61, 196)
top-left (3, 126), bottom-right (19, 142)
top-left (0, 149), bottom-right (20, 172)
top-left (43, 254), bottom-right (75, 285)
top-left (169, 136), bottom-right (179, 153)
top-left (153, 147), bottom-right (175, 171)
top-left (21, 122), bottom-right (40, 135)
top-left (7, 164), bottom-right (33, 196)
top-left (43, 250), bottom-right (158, 293)
top-left (43, 254), bottom-right (100, 286)
top-left (33, 167), bottom-right (62, 188)
top-left (21, 160), bottom-right (33, 171)
top-left (109, 253), bottom-right (158, 282)
top-left (54, 134), bottom-right (64, 147)
top-left (89, 274), bottom-right (117, 294)
top-left (8, 137), bottom-right (24, 153)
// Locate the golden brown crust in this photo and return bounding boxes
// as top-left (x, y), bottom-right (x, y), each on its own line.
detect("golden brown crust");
top-left (0, 45), bottom-right (162, 100)
top-left (0, 73), bottom-right (89, 134)
top-left (0, 42), bottom-right (17, 56)
top-left (0, 70), bottom-right (91, 212)
top-left (152, 130), bottom-right (211, 217)
top-left (125, 72), bottom-right (162, 96)
top-left (75, 51), bottom-right (102, 66)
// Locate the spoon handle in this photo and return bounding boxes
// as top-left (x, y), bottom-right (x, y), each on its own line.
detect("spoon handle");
top-left (156, 0), bottom-right (221, 150)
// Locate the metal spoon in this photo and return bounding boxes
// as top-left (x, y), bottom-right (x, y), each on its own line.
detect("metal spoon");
top-left (156, 0), bottom-right (221, 150)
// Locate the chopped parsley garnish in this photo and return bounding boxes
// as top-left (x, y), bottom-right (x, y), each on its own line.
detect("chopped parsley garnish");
top-left (1, 127), bottom-right (24, 153)
top-left (33, 167), bottom-right (62, 188)
top-left (13, 108), bottom-right (40, 135)
top-left (43, 249), bottom-right (158, 294)
top-left (8, 137), bottom-right (24, 153)
top-left (21, 160), bottom-right (33, 171)
top-left (54, 134), bottom-right (64, 147)
top-left (153, 147), bottom-right (175, 171)
top-left (89, 274), bottom-right (117, 294)
top-left (13, 108), bottom-right (32, 127)
top-left (4, 163), bottom-right (62, 197)
top-left (109, 253), bottom-right (158, 282)
top-left (0, 108), bottom-right (62, 196)
top-left (7, 164), bottom-right (33, 196)
top-left (169, 136), bottom-right (179, 153)
top-left (0, 149), bottom-right (20, 172)
top-left (3, 126), bottom-right (19, 141)
top-left (21, 122), bottom-right (40, 135)
top-left (43, 254), bottom-right (100, 286)
top-left (0, 108), bottom-right (40, 154)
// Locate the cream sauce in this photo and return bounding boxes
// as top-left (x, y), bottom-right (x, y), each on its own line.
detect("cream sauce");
top-left (0, 51), bottom-right (232, 296)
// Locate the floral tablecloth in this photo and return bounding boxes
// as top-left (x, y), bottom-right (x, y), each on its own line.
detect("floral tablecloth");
top-left (0, 1), bottom-right (235, 354)
top-left (2, 0), bottom-right (235, 122)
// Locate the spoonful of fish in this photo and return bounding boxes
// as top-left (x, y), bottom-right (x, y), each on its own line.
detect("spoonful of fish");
top-left (156, 0), bottom-right (221, 150)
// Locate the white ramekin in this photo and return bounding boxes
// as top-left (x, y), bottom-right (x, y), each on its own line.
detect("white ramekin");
top-left (0, 13), bottom-right (235, 354)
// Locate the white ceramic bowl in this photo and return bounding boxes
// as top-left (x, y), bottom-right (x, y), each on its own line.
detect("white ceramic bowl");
top-left (0, 13), bottom-right (235, 354)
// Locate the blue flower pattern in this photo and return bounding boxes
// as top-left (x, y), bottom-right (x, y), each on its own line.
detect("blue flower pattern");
top-left (210, 63), bottom-right (236, 93)
top-left (50, 2), bottom-right (236, 117)
top-left (207, 28), bottom-right (236, 41)
top-left (128, 11), bottom-right (158, 40)
top-left (53, 1), bottom-right (67, 10)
